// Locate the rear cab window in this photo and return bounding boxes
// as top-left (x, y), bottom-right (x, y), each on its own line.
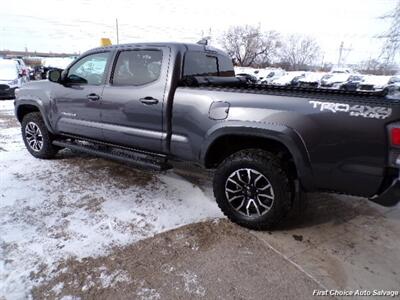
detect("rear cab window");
top-left (183, 51), bottom-right (234, 78)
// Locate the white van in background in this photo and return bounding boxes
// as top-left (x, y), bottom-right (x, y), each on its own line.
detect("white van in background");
top-left (0, 60), bottom-right (26, 99)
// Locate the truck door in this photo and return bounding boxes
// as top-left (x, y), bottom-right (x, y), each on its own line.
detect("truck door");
top-left (53, 51), bottom-right (112, 140)
top-left (100, 47), bottom-right (170, 152)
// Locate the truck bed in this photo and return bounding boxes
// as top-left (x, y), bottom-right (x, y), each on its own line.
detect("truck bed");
top-left (171, 81), bottom-right (400, 197)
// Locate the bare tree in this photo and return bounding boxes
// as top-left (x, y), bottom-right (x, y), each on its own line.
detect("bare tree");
top-left (356, 58), bottom-right (398, 75)
top-left (254, 31), bottom-right (281, 67)
top-left (379, 0), bottom-right (400, 67)
top-left (279, 34), bottom-right (321, 71)
top-left (221, 25), bottom-right (281, 67)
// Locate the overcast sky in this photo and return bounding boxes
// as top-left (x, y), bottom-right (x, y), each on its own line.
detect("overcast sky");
top-left (0, 0), bottom-right (397, 64)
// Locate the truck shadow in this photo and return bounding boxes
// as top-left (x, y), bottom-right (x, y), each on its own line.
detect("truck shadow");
top-left (170, 163), bottom-right (388, 230)
top-left (55, 149), bottom-right (387, 231)
top-left (275, 192), bottom-right (385, 230)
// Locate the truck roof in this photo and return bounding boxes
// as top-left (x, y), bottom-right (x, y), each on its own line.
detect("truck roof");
top-left (85, 42), bottom-right (227, 56)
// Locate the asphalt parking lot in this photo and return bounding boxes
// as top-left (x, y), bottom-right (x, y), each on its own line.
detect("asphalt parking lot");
top-left (1, 99), bottom-right (399, 299)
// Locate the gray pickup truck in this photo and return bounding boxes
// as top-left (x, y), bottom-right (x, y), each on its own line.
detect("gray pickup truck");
top-left (14, 42), bottom-right (400, 229)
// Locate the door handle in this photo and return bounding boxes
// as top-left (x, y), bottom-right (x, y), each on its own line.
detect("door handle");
top-left (139, 96), bottom-right (159, 105)
top-left (87, 93), bottom-right (100, 101)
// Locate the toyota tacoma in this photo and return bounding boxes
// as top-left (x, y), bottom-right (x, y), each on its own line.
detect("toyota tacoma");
top-left (14, 42), bottom-right (400, 229)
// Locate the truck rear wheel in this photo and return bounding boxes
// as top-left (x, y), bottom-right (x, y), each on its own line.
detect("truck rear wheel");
top-left (213, 149), bottom-right (292, 230)
top-left (21, 112), bottom-right (59, 159)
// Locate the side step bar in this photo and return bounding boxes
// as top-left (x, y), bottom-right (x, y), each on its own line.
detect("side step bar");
top-left (53, 139), bottom-right (172, 171)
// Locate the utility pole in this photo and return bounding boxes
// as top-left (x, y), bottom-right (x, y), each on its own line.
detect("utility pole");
top-left (116, 18), bottom-right (119, 44)
top-left (1, 27), bottom-right (4, 51)
top-left (337, 41), bottom-right (352, 68)
top-left (337, 41), bottom-right (344, 67)
top-left (320, 53), bottom-right (325, 70)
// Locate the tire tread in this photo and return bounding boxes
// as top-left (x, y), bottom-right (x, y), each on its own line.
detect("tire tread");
top-left (213, 149), bottom-right (292, 230)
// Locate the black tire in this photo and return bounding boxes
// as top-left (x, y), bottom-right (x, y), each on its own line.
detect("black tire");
top-left (213, 149), bottom-right (292, 230)
top-left (21, 112), bottom-right (58, 159)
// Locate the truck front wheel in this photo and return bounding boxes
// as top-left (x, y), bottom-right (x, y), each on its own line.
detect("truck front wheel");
top-left (21, 112), bottom-right (59, 159)
top-left (213, 149), bottom-right (292, 230)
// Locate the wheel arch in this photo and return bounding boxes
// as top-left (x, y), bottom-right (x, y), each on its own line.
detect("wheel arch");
top-left (201, 122), bottom-right (314, 191)
top-left (15, 99), bottom-right (54, 134)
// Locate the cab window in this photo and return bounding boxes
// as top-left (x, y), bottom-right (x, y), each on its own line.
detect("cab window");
top-left (112, 50), bottom-right (163, 86)
top-left (183, 51), bottom-right (234, 77)
top-left (67, 52), bottom-right (111, 85)
top-left (218, 54), bottom-right (235, 77)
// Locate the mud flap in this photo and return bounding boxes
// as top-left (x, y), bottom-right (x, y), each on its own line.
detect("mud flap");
top-left (369, 179), bottom-right (400, 207)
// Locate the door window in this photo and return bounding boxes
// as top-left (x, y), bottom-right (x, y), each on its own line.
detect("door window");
top-left (67, 52), bottom-right (111, 85)
top-left (112, 50), bottom-right (163, 86)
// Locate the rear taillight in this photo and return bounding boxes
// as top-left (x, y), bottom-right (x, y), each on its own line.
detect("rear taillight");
top-left (391, 128), bottom-right (400, 146)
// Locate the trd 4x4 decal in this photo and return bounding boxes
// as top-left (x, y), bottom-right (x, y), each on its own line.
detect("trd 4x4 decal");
top-left (309, 101), bottom-right (392, 120)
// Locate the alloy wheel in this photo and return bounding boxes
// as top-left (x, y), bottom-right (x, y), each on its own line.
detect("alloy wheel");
top-left (25, 122), bottom-right (44, 152)
top-left (225, 168), bottom-right (275, 218)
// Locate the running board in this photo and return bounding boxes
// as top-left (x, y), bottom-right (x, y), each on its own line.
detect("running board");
top-left (53, 139), bottom-right (172, 171)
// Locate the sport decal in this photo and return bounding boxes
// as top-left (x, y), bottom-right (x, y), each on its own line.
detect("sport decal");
top-left (309, 101), bottom-right (392, 120)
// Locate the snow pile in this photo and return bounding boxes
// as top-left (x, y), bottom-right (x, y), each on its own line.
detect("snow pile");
top-left (0, 99), bottom-right (14, 112)
top-left (0, 100), bottom-right (223, 299)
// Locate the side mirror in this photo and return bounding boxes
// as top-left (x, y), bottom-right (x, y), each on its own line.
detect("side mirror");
top-left (48, 69), bottom-right (62, 83)
top-left (65, 74), bottom-right (87, 85)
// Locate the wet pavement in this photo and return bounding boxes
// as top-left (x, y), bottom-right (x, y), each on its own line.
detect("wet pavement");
top-left (32, 220), bottom-right (322, 300)
top-left (31, 190), bottom-right (400, 300)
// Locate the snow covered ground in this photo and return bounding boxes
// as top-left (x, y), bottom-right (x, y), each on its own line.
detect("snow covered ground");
top-left (0, 100), bottom-right (223, 299)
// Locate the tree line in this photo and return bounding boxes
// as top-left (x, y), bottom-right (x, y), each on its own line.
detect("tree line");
top-left (219, 1), bottom-right (399, 75)
top-left (220, 25), bottom-right (321, 71)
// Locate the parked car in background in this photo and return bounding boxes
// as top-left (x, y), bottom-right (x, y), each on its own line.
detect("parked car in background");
top-left (29, 66), bottom-right (45, 80)
top-left (3, 58), bottom-right (30, 84)
top-left (271, 71), bottom-right (306, 86)
top-left (358, 75), bottom-right (400, 94)
top-left (0, 60), bottom-right (25, 99)
top-left (320, 73), bottom-right (353, 89)
top-left (340, 75), bottom-right (364, 91)
top-left (297, 72), bottom-right (326, 88)
top-left (386, 75), bottom-right (400, 95)
top-left (256, 68), bottom-right (286, 84)
top-left (11, 58), bottom-right (30, 81)
top-left (235, 73), bottom-right (258, 83)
